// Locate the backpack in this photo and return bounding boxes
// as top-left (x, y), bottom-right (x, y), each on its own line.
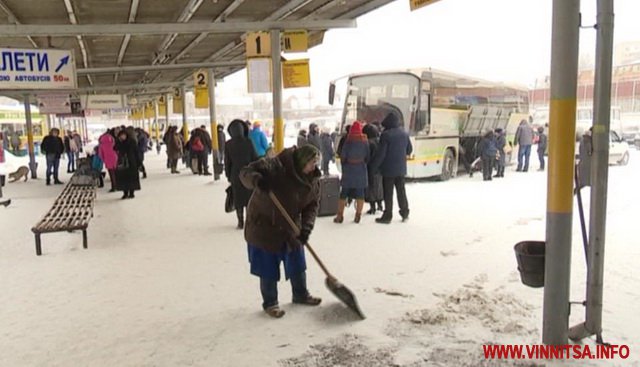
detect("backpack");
top-left (192, 136), bottom-right (204, 152)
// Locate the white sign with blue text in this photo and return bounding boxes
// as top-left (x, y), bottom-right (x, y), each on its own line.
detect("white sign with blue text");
top-left (0, 48), bottom-right (77, 90)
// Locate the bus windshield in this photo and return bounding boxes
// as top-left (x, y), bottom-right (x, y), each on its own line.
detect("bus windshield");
top-left (342, 73), bottom-right (419, 131)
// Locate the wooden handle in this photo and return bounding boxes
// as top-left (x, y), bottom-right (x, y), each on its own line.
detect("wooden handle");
top-left (267, 191), bottom-right (334, 279)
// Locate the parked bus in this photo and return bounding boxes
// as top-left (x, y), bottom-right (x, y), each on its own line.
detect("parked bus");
top-left (0, 105), bottom-right (46, 156)
top-left (329, 68), bottom-right (529, 180)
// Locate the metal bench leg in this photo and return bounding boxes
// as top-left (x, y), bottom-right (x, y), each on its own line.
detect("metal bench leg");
top-left (35, 234), bottom-right (42, 256)
top-left (82, 230), bottom-right (88, 249)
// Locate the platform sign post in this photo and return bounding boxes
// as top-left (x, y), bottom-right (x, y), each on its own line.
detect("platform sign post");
top-left (194, 70), bottom-right (209, 109)
top-left (282, 30), bottom-right (308, 53)
top-left (24, 94), bottom-right (37, 179)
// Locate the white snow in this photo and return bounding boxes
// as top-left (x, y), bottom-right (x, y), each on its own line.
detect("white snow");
top-left (1, 148), bottom-right (639, 366)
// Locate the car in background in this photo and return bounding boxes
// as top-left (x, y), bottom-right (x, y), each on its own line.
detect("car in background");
top-left (609, 131), bottom-right (630, 166)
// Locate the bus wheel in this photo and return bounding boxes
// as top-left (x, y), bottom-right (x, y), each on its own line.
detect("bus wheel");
top-left (619, 152), bottom-right (630, 166)
top-left (440, 150), bottom-right (455, 181)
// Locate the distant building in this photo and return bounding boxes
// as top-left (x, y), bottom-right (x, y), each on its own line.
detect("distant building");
top-left (530, 42), bottom-right (640, 113)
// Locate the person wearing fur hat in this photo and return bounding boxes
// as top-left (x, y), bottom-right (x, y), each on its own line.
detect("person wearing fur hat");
top-left (240, 145), bottom-right (323, 318)
top-left (334, 121), bottom-right (369, 224)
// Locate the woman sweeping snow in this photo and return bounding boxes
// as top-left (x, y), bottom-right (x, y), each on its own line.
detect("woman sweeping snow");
top-left (240, 145), bottom-right (323, 318)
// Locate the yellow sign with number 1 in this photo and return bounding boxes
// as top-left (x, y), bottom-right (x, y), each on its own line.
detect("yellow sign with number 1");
top-left (246, 32), bottom-right (271, 58)
top-left (193, 70), bottom-right (209, 109)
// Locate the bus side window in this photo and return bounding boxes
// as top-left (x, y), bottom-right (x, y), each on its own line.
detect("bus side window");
top-left (416, 91), bottom-right (431, 134)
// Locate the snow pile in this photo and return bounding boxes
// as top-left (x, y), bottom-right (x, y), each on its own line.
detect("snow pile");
top-left (404, 274), bottom-right (536, 334)
top-left (280, 334), bottom-right (396, 367)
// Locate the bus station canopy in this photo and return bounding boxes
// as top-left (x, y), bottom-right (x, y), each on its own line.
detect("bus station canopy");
top-left (0, 0), bottom-right (394, 99)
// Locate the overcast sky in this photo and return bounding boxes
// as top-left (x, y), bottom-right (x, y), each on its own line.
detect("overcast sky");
top-left (217, 0), bottom-right (640, 105)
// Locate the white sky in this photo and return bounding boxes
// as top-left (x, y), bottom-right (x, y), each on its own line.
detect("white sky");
top-left (217, 0), bottom-right (640, 105)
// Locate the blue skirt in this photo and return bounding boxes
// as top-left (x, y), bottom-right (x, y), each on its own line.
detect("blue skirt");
top-left (247, 243), bottom-right (306, 281)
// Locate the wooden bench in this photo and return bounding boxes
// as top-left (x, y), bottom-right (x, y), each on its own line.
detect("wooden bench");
top-left (31, 181), bottom-right (97, 256)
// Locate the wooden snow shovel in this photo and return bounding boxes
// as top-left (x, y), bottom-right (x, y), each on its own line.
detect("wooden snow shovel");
top-left (268, 191), bottom-right (366, 320)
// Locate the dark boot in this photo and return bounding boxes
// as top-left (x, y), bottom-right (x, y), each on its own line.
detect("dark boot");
top-left (377, 201), bottom-right (384, 212)
top-left (121, 192), bottom-right (129, 200)
top-left (128, 190), bottom-right (135, 199)
top-left (367, 203), bottom-right (376, 215)
top-left (236, 208), bottom-right (244, 229)
top-left (333, 199), bottom-right (346, 223)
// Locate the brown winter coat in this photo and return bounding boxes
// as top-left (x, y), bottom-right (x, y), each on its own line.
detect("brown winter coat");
top-left (167, 132), bottom-right (183, 160)
top-left (240, 147), bottom-right (321, 253)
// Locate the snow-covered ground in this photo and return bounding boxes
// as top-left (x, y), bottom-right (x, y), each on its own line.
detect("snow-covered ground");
top-left (1, 148), bottom-right (639, 366)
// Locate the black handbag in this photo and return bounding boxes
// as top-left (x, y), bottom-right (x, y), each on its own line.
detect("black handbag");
top-left (224, 185), bottom-right (234, 213)
top-left (116, 155), bottom-right (129, 171)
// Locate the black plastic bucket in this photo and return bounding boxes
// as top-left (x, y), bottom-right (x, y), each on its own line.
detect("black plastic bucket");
top-left (514, 241), bottom-right (545, 288)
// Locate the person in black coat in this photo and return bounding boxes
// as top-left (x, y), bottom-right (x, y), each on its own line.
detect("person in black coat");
top-left (135, 128), bottom-right (149, 179)
top-left (370, 113), bottom-right (413, 223)
top-left (363, 123), bottom-right (384, 214)
top-left (494, 128), bottom-right (507, 178)
top-left (477, 130), bottom-right (498, 181)
top-left (41, 128), bottom-right (65, 185)
top-left (114, 129), bottom-right (141, 199)
top-left (537, 127), bottom-right (548, 171)
top-left (225, 119), bottom-right (259, 229)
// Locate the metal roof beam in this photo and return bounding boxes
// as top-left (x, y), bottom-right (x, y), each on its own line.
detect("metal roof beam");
top-left (117, 0), bottom-right (140, 66)
top-left (63, 0), bottom-right (92, 86)
top-left (78, 60), bottom-right (246, 75)
top-left (0, 0), bottom-right (38, 47)
top-left (152, 0), bottom-right (204, 65)
top-left (170, 0), bottom-right (248, 64)
top-left (75, 81), bottom-right (186, 93)
top-left (265, 0), bottom-right (314, 21)
top-left (0, 20), bottom-right (356, 36)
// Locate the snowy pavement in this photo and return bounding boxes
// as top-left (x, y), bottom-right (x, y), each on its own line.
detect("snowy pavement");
top-left (1, 149), bottom-right (639, 366)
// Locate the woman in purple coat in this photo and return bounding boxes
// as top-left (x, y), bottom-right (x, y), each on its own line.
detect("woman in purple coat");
top-left (334, 121), bottom-right (369, 224)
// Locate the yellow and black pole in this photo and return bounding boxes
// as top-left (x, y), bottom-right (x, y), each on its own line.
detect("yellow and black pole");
top-left (154, 99), bottom-right (160, 149)
top-left (271, 29), bottom-right (284, 153)
top-left (24, 94), bottom-right (37, 179)
top-left (543, 0), bottom-right (580, 345)
top-left (569, 0), bottom-right (614, 344)
top-left (181, 85), bottom-right (189, 143)
top-left (208, 68), bottom-right (219, 180)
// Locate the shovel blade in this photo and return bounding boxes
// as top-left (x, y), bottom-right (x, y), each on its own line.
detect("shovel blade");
top-left (325, 277), bottom-right (366, 320)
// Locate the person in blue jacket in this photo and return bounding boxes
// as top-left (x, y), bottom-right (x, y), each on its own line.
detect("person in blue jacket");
top-left (249, 121), bottom-right (270, 158)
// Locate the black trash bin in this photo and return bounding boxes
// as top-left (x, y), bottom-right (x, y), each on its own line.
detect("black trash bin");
top-left (514, 241), bottom-right (545, 288)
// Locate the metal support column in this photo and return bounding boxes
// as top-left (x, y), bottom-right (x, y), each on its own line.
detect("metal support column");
top-left (154, 100), bottom-right (160, 154)
top-left (208, 68), bottom-right (219, 180)
top-left (181, 86), bottom-right (189, 143)
top-left (569, 0), bottom-right (614, 343)
top-left (270, 29), bottom-right (284, 153)
top-left (24, 95), bottom-right (38, 179)
top-left (164, 93), bottom-right (170, 142)
top-left (543, 0), bottom-right (580, 346)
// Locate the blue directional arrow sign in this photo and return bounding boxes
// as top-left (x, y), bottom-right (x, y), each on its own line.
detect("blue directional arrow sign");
top-left (55, 55), bottom-right (70, 73)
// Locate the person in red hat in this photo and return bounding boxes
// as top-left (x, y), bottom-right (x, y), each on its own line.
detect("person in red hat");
top-left (334, 121), bottom-right (370, 224)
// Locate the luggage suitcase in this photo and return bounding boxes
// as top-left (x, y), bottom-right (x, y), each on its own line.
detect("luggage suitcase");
top-left (191, 157), bottom-right (198, 174)
top-left (317, 175), bottom-right (340, 217)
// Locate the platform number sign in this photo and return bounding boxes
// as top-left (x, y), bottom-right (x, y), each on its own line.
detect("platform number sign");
top-left (173, 87), bottom-right (183, 114)
top-left (246, 32), bottom-right (271, 58)
top-left (282, 30), bottom-right (308, 53)
top-left (193, 70), bottom-right (209, 109)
